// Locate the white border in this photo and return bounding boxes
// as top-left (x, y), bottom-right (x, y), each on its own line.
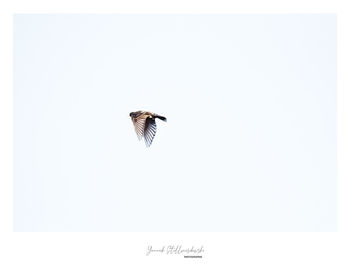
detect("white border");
top-left (1, 1), bottom-right (349, 277)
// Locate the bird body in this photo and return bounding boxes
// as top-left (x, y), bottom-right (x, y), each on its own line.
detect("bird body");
top-left (129, 111), bottom-right (167, 147)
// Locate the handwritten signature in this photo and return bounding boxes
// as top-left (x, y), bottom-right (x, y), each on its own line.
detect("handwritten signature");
top-left (146, 245), bottom-right (204, 256)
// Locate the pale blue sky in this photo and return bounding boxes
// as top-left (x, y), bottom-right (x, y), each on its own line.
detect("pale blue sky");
top-left (14, 14), bottom-right (336, 231)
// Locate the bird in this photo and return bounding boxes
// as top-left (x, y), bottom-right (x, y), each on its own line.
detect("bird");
top-left (129, 111), bottom-right (167, 147)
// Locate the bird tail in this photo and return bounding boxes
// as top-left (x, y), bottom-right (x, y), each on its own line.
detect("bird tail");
top-left (155, 115), bottom-right (167, 122)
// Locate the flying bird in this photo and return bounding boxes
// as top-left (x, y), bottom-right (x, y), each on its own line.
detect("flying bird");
top-left (129, 111), bottom-right (167, 147)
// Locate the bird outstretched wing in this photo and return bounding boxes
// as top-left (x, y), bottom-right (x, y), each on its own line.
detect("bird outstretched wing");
top-left (144, 117), bottom-right (157, 147)
top-left (132, 117), bottom-right (146, 140)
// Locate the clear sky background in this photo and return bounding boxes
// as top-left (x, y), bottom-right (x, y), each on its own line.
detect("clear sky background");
top-left (14, 14), bottom-right (336, 231)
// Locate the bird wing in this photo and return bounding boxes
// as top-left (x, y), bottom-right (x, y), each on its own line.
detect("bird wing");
top-left (144, 117), bottom-right (157, 147)
top-left (132, 116), bottom-right (146, 140)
